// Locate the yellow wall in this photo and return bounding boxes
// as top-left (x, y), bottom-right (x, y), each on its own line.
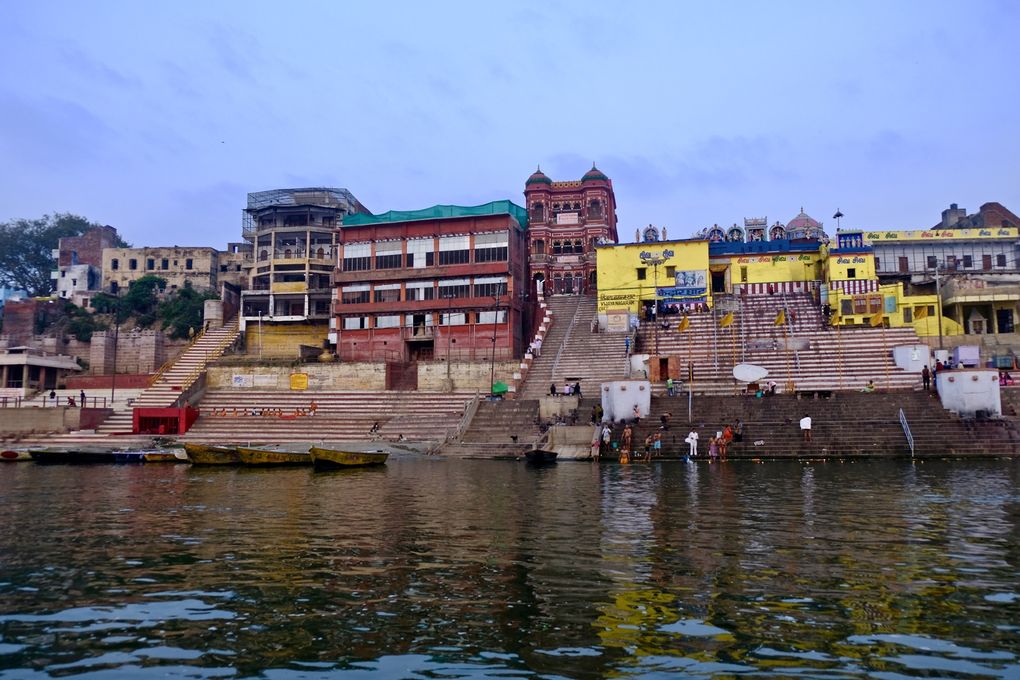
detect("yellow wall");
top-left (596, 241), bottom-right (710, 313)
top-left (723, 252), bottom-right (821, 285)
top-left (827, 252), bottom-right (877, 281)
top-left (244, 322), bottom-right (327, 358)
top-left (828, 282), bottom-right (964, 336)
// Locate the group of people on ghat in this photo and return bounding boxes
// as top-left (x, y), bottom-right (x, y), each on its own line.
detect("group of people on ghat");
top-left (207, 400), bottom-right (319, 418)
top-left (549, 381), bottom-right (582, 397)
top-left (595, 407), bottom-right (746, 463)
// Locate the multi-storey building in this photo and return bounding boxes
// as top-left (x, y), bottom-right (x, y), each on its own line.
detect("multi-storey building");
top-left (524, 165), bottom-right (618, 295)
top-left (331, 201), bottom-right (530, 366)
top-left (239, 188), bottom-right (366, 342)
top-left (52, 225), bottom-right (119, 307)
top-left (102, 246), bottom-right (220, 295)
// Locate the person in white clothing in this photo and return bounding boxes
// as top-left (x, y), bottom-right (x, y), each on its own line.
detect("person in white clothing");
top-left (686, 429), bottom-right (699, 457)
top-left (533, 338), bottom-right (542, 356)
top-left (800, 415), bottom-right (812, 442)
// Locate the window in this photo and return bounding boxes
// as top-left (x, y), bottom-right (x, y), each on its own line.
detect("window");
top-left (740, 266), bottom-right (748, 283)
top-left (946, 256), bottom-right (956, 271)
top-left (552, 241), bottom-right (562, 255)
top-left (406, 282), bottom-right (435, 301)
top-left (983, 254), bottom-right (992, 270)
top-left (636, 268), bottom-right (647, 280)
top-left (474, 277), bottom-right (507, 298)
top-left (373, 285), bottom-right (400, 303)
top-left (477, 310), bottom-right (507, 324)
top-left (406, 239), bottom-right (433, 268)
top-left (185, 259), bottom-right (193, 270)
top-left (963, 255), bottom-right (973, 268)
top-left (927, 256), bottom-right (938, 269)
top-left (342, 316), bottom-right (368, 330)
top-left (841, 299), bottom-right (853, 315)
top-left (111, 259), bottom-right (119, 270)
top-left (438, 280), bottom-right (471, 299)
top-left (665, 266), bottom-right (676, 278)
top-left (898, 256), bottom-right (908, 273)
top-left (439, 312), bottom-right (467, 325)
top-left (438, 236), bottom-right (470, 265)
top-left (375, 314), bottom-right (400, 328)
top-left (110, 281), bottom-right (119, 294)
top-left (534, 239), bottom-right (545, 255)
top-left (531, 203), bottom-right (544, 221)
top-left (903, 308), bottom-right (912, 323)
top-left (847, 268), bottom-right (857, 279)
top-left (474, 232), bottom-right (508, 263)
top-left (588, 200), bottom-right (602, 218)
top-left (161, 259), bottom-right (169, 270)
top-left (853, 297), bottom-right (868, 314)
top-left (129, 259), bottom-right (138, 270)
top-left (375, 242), bottom-right (402, 269)
top-left (340, 285), bottom-right (370, 304)
top-left (996, 253), bottom-right (1007, 267)
top-left (342, 243), bottom-right (371, 271)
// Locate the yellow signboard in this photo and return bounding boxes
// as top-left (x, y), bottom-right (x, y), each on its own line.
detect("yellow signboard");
top-left (272, 281), bottom-right (307, 293)
top-left (289, 373), bottom-right (309, 390)
top-left (863, 227), bottom-right (1018, 242)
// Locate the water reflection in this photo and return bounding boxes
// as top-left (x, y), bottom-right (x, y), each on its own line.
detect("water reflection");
top-left (0, 458), bottom-right (1018, 677)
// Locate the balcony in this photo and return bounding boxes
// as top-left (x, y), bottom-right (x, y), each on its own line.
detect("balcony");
top-left (332, 261), bottom-right (510, 285)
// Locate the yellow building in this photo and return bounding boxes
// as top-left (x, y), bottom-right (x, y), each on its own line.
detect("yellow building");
top-left (596, 240), bottom-right (710, 329)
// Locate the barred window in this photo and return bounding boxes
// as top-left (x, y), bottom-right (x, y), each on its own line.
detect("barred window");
top-left (438, 279), bottom-right (471, 299)
top-left (439, 249), bottom-right (469, 265)
top-left (375, 253), bottom-right (402, 269)
top-left (474, 231), bottom-right (508, 263)
top-left (343, 243), bottom-right (371, 271)
top-left (406, 282), bottom-right (435, 301)
top-left (439, 235), bottom-right (469, 265)
top-left (373, 284), bottom-right (400, 303)
top-left (341, 285), bottom-right (370, 304)
top-left (473, 276), bottom-right (507, 298)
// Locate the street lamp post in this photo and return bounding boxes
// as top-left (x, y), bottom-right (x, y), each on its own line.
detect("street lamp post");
top-left (639, 250), bottom-right (672, 355)
top-left (443, 292), bottom-right (455, 391)
top-left (110, 321), bottom-right (119, 407)
top-left (258, 310), bottom-right (263, 360)
top-left (489, 294), bottom-right (501, 396)
top-left (934, 262), bottom-right (945, 351)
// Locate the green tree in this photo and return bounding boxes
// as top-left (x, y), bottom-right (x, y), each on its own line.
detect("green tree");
top-left (0, 213), bottom-right (129, 297)
top-left (158, 282), bottom-right (218, 339)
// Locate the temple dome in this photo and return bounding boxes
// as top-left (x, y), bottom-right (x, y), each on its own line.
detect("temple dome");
top-left (526, 166), bottom-right (552, 186)
top-left (786, 207), bottom-right (825, 239)
top-left (582, 163), bottom-right (608, 182)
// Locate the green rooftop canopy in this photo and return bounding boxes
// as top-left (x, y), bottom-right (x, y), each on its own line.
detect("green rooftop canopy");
top-left (342, 200), bottom-right (527, 230)
top-left (491, 380), bottom-right (509, 395)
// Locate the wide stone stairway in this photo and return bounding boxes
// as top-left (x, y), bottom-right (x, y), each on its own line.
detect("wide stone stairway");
top-left (604, 390), bottom-right (1020, 460)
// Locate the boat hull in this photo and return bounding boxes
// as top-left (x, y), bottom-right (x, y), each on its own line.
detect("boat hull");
top-left (237, 447), bottom-right (312, 466)
top-left (30, 449), bottom-right (117, 464)
top-left (184, 443), bottom-right (241, 465)
top-left (524, 449), bottom-right (558, 466)
top-left (1, 450), bottom-right (32, 462)
top-left (309, 447), bottom-right (388, 469)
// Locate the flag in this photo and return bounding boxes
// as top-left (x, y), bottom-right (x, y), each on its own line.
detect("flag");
top-left (774, 309), bottom-right (785, 326)
top-left (676, 316), bottom-right (690, 332)
top-left (870, 311), bottom-right (884, 327)
top-left (914, 306), bottom-right (929, 320)
top-left (719, 311), bottom-right (734, 328)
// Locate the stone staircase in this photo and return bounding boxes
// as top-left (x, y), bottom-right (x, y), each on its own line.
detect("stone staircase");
top-left (518, 294), bottom-right (630, 399)
top-left (641, 293), bottom-right (924, 395)
top-left (439, 398), bottom-right (546, 458)
top-left (603, 391), bottom-right (1020, 460)
top-left (180, 390), bottom-right (474, 445)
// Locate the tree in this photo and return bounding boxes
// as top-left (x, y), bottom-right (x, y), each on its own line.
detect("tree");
top-left (158, 282), bottom-right (218, 339)
top-left (0, 213), bottom-right (128, 297)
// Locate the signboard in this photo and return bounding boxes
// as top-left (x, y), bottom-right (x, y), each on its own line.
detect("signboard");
top-left (735, 254), bottom-right (813, 264)
top-left (674, 270), bottom-right (706, 288)
top-left (556, 212), bottom-right (579, 225)
top-left (232, 374), bottom-right (253, 388)
top-left (598, 292), bottom-right (637, 311)
top-left (658, 286), bottom-right (707, 301)
top-left (863, 227), bottom-right (1018, 242)
top-left (289, 373), bottom-right (309, 390)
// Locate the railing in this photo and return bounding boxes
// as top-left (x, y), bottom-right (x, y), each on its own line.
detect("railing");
top-left (436, 391), bottom-right (481, 452)
top-left (899, 407), bottom-right (915, 457)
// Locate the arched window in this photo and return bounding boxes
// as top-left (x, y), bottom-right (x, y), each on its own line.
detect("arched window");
top-left (552, 241), bottom-right (562, 255)
top-left (531, 203), bottom-right (545, 221)
top-left (259, 249), bottom-right (268, 261)
top-left (588, 199), bottom-right (602, 218)
top-left (573, 239), bottom-right (583, 254)
top-left (535, 239), bottom-right (545, 255)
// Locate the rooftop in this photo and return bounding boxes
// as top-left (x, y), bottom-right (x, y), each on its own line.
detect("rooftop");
top-left (342, 200), bottom-right (528, 229)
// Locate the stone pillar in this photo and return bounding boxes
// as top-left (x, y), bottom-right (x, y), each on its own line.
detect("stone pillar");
top-left (90, 331), bottom-right (114, 375)
top-left (203, 299), bottom-right (224, 329)
top-left (137, 330), bottom-right (164, 374)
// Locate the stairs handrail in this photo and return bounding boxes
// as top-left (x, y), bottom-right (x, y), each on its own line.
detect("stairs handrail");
top-left (148, 326), bottom-right (208, 386)
top-left (150, 321), bottom-right (241, 401)
top-left (899, 407), bottom-right (915, 457)
top-left (550, 296), bottom-right (585, 382)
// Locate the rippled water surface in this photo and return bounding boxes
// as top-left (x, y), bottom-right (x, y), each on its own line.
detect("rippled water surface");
top-left (2, 457), bottom-right (1020, 678)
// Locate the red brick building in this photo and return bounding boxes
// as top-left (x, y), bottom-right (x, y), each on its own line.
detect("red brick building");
top-left (332, 201), bottom-right (530, 364)
top-left (524, 165), bottom-right (618, 294)
top-left (53, 225), bottom-right (120, 306)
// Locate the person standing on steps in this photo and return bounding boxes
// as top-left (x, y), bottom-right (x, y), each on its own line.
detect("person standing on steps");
top-left (80, 390), bottom-right (86, 408)
top-left (574, 381), bottom-right (582, 398)
top-left (534, 337), bottom-right (542, 357)
top-left (922, 365), bottom-right (931, 391)
top-left (550, 382), bottom-right (557, 397)
top-left (686, 428), bottom-right (699, 457)
top-left (800, 414), bottom-right (812, 442)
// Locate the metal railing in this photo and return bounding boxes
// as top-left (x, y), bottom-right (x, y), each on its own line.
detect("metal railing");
top-left (899, 407), bottom-right (915, 457)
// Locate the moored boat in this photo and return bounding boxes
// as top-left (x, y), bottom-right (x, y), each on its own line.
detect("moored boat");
top-left (524, 449), bottom-right (558, 466)
top-left (309, 447), bottom-right (388, 469)
top-left (183, 443), bottom-right (241, 465)
top-left (237, 446), bottom-right (313, 466)
top-left (30, 448), bottom-right (118, 464)
top-left (144, 449), bottom-right (190, 463)
top-left (1, 450), bottom-right (32, 462)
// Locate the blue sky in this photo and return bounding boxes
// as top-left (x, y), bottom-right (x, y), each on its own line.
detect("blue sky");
top-left (1, 1), bottom-right (1018, 247)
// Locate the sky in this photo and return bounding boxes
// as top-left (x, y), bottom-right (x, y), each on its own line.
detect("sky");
top-left (1, 0), bottom-right (1018, 248)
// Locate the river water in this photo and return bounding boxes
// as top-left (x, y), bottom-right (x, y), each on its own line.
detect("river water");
top-left (1, 457), bottom-right (1019, 678)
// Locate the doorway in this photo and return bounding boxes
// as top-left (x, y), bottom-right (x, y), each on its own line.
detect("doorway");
top-left (711, 270), bottom-right (726, 293)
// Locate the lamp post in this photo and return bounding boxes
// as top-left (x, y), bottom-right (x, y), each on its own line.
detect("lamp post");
top-left (639, 250), bottom-right (672, 355)
top-left (442, 292), bottom-right (455, 391)
top-left (109, 321), bottom-right (119, 407)
top-left (934, 261), bottom-right (945, 350)
top-left (489, 294), bottom-right (501, 396)
top-left (258, 310), bottom-right (263, 360)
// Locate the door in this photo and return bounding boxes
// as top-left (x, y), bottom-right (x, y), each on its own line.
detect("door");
top-left (898, 256), bottom-right (909, 273)
top-left (997, 308), bottom-right (1014, 334)
top-left (711, 271), bottom-right (726, 293)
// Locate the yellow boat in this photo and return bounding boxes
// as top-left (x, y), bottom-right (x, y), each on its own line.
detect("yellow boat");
top-left (309, 447), bottom-right (388, 469)
top-left (237, 446), bottom-right (313, 466)
top-left (144, 450), bottom-right (190, 463)
top-left (183, 443), bottom-right (241, 465)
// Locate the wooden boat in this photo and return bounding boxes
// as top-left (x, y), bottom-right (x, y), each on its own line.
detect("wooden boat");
top-left (183, 443), bottom-right (241, 465)
top-left (1, 450), bottom-right (32, 462)
top-left (237, 446), bottom-right (313, 467)
top-left (309, 447), bottom-right (388, 469)
top-left (524, 449), bottom-right (558, 466)
top-left (144, 450), bottom-right (189, 463)
top-left (30, 448), bottom-right (118, 464)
